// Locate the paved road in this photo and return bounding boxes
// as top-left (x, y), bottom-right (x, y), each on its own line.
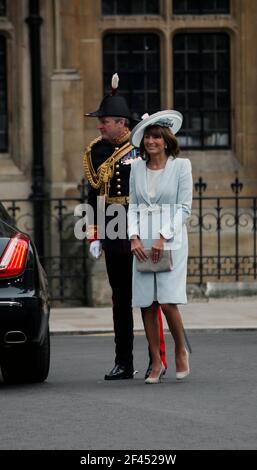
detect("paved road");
top-left (0, 332), bottom-right (256, 450)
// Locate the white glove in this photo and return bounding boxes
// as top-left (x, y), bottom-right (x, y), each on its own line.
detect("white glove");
top-left (89, 240), bottom-right (102, 259)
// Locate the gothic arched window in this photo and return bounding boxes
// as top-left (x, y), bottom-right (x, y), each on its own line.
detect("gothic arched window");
top-left (173, 0), bottom-right (229, 15)
top-left (102, 0), bottom-right (159, 15)
top-left (103, 33), bottom-right (160, 117)
top-left (173, 33), bottom-right (231, 149)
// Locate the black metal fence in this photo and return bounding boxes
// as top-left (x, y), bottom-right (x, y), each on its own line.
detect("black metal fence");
top-left (2, 177), bottom-right (257, 303)
top-left (2, 180), bottom-right (88, 304)
top-left (188, 177), bottom-right (257, 283)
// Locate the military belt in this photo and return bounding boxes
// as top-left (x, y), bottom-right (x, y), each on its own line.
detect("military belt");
top-left (106, 196), bottom-right (130, 205)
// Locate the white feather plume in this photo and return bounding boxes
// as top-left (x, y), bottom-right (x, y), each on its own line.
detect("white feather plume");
top-left (111, 73), bottom-right (119, 93)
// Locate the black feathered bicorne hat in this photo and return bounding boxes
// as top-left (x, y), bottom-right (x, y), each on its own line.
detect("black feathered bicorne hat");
top-left (84, 73), bottom-right (132, 119)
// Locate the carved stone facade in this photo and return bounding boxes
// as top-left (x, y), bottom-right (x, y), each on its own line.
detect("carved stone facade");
top-left (1, 1), bottom-right (257, 305)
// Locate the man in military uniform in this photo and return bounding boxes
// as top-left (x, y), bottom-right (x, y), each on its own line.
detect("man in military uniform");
top-left (83, 74), bottom-right (167, 380)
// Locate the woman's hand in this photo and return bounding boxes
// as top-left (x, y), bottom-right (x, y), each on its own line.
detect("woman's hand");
top-left (151, 236), bottom-right (165, 263)
top-left (131, 237), bottom-right (148, 262)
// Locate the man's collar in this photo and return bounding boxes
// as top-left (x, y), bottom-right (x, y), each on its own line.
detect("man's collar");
top-left (111, 129), bottom-right (131, 146)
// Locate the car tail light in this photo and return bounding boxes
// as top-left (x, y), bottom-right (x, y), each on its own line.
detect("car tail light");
top-left (0, 234), bottom-right (29, 278)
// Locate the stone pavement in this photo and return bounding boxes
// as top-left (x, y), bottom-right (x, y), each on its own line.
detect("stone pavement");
top-left (50, 296), bottom-right (257, 334)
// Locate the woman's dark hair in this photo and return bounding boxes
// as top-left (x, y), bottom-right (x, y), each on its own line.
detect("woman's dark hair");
top-left (139, 125), bottom-right (180, 160)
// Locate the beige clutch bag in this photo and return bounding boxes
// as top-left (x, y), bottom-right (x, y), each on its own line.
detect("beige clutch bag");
top-left (136, 249), bottom-right (173, 273)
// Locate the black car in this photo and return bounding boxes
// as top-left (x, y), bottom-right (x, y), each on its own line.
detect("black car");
top-left (0, 202), bottom-right (50, 384)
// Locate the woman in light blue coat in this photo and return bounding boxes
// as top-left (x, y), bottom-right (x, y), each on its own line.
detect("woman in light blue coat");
top-left (128, 110), bottom-right (193, 384)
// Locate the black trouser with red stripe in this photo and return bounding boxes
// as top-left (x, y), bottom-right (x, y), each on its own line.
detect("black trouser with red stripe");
top-left (104, 246), bottom-right (134, 370)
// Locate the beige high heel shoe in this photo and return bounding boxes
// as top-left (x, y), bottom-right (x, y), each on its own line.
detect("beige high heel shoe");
top-left (176, 350), bottom-right (190, 380)
top-left (145, 363), bottom-right (166, 384)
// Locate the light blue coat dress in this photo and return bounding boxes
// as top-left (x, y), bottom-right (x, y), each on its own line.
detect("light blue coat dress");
top-left (128, 157), bottom-right (193, 307)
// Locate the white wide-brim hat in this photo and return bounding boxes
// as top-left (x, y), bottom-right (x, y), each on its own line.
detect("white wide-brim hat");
top-left (130, 110), bottom-right (183, 148)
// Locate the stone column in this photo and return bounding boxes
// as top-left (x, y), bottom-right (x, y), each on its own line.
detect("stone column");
top-left (77, 0), bottom-right (113, 306)
top-left (240, 0), bottom-right (257, 175)
top-left (48, 0), bottom-right (84, 197)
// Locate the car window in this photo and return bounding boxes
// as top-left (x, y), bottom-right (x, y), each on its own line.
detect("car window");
top-left (0, 237), bottom-right (12, 258)
top-left (0, 220), bottom-right (16, 238)
top-left (0, 202), bottom-right (13, 225)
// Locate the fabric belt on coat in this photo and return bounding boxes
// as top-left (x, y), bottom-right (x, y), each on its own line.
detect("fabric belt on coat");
top-left (137, 204), bottom-right (162, 214)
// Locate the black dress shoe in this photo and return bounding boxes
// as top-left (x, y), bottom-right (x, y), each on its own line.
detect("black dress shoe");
top-left (145, 362), bottom-right (167, 379)
top-left (104, 364), bottom-right (134, 381)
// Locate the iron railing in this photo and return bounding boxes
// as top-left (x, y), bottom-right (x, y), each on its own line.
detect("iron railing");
top-left (1, 177), bottom-right (257, 303)
top-left (2, 179), bottom-right (88, 304)
top-left (188, 177), bottom-right (257, 283)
